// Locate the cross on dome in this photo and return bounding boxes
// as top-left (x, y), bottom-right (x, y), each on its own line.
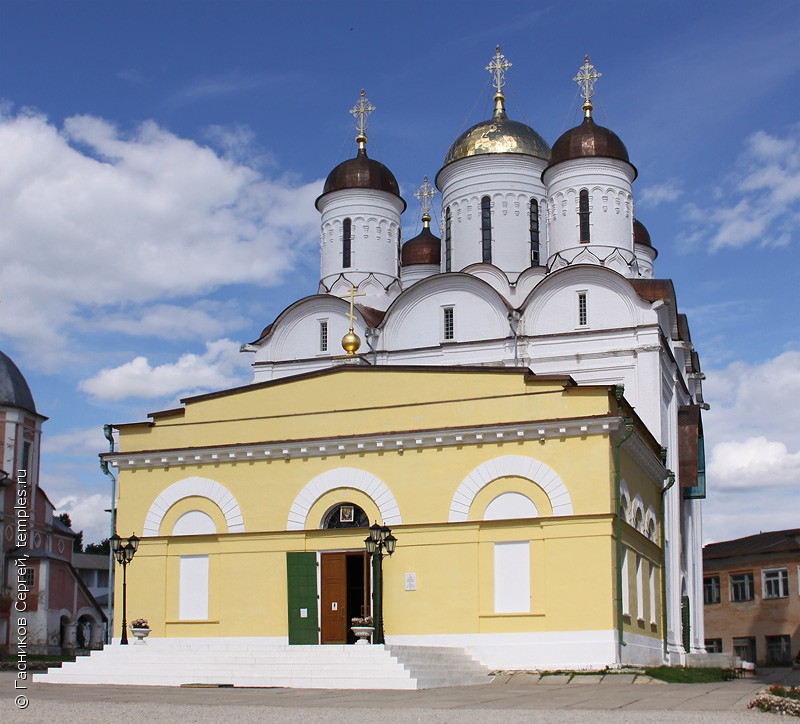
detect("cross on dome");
top-left (486, 46), bottom-right (511, 92)
top-left (573, 55), bottom-right (602, 117)
top-left (414, 177), bottom-right (436, 220)
top-left (350, 89), bottom-right (376, 138)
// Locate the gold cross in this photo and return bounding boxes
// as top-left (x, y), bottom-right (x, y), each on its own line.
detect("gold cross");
top-left (486, 46), bottom-right (511, 92)
top-left (350, 89), bottom-right (375, 136)
top-left (339, 285), bottom-right (366, 332)
top-left (573, 55), bottom-right (602, 103)
top-left (413, 177), bottom-right (436, 218)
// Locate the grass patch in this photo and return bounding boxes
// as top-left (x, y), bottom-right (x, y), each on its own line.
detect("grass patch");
top-left (644, 666), bottom-right (726, 683)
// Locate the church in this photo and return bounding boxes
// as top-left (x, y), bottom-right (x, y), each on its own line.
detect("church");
top-left (101, 52), bottom-right (707, 672)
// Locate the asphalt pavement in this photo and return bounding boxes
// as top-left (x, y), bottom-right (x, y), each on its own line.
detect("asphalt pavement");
top-left (3, 667), bottom-right (799, 723)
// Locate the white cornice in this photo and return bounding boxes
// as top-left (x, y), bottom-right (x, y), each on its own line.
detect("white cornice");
top-left (105, 415), bottom-right (626, 472)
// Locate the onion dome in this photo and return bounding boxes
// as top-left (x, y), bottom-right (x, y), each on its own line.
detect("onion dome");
top-left (634, 218), bottom-right (658, 257)
top-left (442, 47), bottom-right (549, 166)
top-left (402, 219), bottom-right (441, 266)
top-left (316, 90), bottom-right (405, 211)
top-left (547, 56), bottom-right (636, 178)
top-left (0, 351), bottom-right (36, 413)
top-left (443, 92), bottom-right (550, 165)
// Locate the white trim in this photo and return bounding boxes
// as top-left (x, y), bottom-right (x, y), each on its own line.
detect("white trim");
top-left (286, 467), bottom-right (402, 530)
top-left (107, 416), bottom-right (625, 472)
top-left (449, 454), bottom-right (573, 522)
top-left (142, 477), bottom-right (244, 537)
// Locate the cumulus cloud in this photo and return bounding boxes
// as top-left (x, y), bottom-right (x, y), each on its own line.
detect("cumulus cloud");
top-left (704, 351), bottom-right (800, 492)
top-left (680, 126), bottom-right (800, 251)
top-left (47, 426), bottom-right (110, 456)
top-left (54, 493), bottom-right (112, 546)
top-left (79, 338), bottom-right (249, 401)
top-left (637, 179), bottom-right (684, 209)
top-left (0, 107), bottom-right (322, 368)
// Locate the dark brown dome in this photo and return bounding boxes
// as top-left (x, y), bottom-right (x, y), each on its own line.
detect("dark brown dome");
top-left (401, 226), bottom-right (441, 266)
top-left (316, 147), bottom-right (404, 210)
top-left (548, 116), bottom-right (636, 178)
top-left (633, 219), bottom-right (652, 247)
top-left (633, 218), bottom-right (657, 258)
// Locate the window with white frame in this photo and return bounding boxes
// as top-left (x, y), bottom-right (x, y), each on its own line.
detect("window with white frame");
top-left (20, 567), bottom-right (34, 586)
top-left (577, 291), bottom-right (588, 327)
top-left (703, 575), bottom-right (721, 604)
top-left (762, 568), bottom-right (789, 599)
top-left (444, 207), bottom-right (452, 272)
top-left (730, 572), bottom-right (754, 602)
top-left (442, 306), bottom-right (454, 341)
top-left (319, 320), bottom-right (328, 352)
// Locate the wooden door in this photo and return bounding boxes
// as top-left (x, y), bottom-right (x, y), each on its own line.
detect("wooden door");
top-left (286, 552), bottom-right (319, 644)
top-left (320, 553), bottom-right (347, 644)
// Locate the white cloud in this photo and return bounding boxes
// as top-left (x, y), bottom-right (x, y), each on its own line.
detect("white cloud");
top-left (708, 437), bottom-right (800, 490)
top-left (680, 126), bottom-right (800, 251)
top-left (637, 179), bottom-right (683, 209)
top-left (0, 108), bottom-right (322, 369)
top-left (54, 493), bottom-right (112, 547)
top-left (47, 426), bottom-right (110, 456)
top-left (84, 302), bottom-right (250, 341)
top-left (79, 338), bottom-right (249, 401)
top-left (704, 350), bottom-right (800, 492)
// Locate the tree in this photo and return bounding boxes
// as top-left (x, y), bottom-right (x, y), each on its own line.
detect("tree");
top-left (56, 513), bottom-right (84, 552)
top-left (84, 538), bottom-right (110, 555)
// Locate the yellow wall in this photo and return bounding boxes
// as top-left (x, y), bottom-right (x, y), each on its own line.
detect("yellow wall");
top-left (112, 367), bottom-right (663, 642)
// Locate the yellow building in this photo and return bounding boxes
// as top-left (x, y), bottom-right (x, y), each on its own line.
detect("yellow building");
top-left (105, 365), bottom-right (668, 669)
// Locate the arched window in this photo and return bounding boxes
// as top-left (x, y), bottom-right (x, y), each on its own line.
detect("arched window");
top-left (444, 207), bottom-right (452, 272)
top-left (481, 196), bottom-right (492, 263)
top-left (322, 502), bottom-right (369, 529)
top-left (579, 189), bottom-right (590, 242)
top-left (529, 199), bottom-right (540, 265)
top-left (342, 218), bottom-right (352, 268)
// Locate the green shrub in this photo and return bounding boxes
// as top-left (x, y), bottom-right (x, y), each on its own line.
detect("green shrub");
top-left (644, 666), bottom-right (726, 683)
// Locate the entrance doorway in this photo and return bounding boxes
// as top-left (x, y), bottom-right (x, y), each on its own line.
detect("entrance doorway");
top-left (320, 552), bottom-right (370, 644)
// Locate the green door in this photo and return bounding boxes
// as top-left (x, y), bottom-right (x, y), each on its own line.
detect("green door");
top-left (286, 552), bottom-right (319, 644)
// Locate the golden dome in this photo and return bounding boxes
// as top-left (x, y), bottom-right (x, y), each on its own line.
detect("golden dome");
top-left (341, 330), bottom-right (361, 355)
top-left (442, 92), bottom-right (550, 166)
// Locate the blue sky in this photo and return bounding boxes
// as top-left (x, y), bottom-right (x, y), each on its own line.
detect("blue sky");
top-left (1, 1), bottom-right (798, 545)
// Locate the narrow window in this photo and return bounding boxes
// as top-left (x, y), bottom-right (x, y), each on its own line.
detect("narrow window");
top-left (703, 575), bottom-right (721, 604)
top-left (529, 198), bottom-right (540, 265)
top-left (649, 564), bottom-right (658, 624)
top-left (443, 307), bottom-right (454, 341)
top-left (481, 196), bottom-right (492, 263)
top-left (579, 189), bottom-right (590, 242)
top-left (621, 547), bottom-right (630, 616)
top-left (635, 555), bottom-right (644, 620)
top-left (319, 320), bottom-right (328, 352)
top-left (444, 207), bottom-right (452, 272)
top-left (342, 217), bottom-right (352, 268)
top-left (397, 226), bottom-right (402, 269)
top-left (578, 291), bottom-right (588, 326)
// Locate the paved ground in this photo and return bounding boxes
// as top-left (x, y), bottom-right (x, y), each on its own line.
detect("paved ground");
top-left (3, 668), bottom-right (799, 722)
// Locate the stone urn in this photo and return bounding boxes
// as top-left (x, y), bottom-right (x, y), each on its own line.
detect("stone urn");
top-left (130, 626), bottom-right (151, 645)
top-left (351, 626), bottom-right (374, 645)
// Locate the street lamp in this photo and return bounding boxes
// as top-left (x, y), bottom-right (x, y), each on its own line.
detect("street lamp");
top-left (110, 532), bottom-right (139, 645)
top-left (363, 522), bottom-right (397, 644)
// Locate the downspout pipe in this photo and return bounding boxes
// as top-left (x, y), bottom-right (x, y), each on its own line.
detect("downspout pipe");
top-left (613, 385), bottom-right (634, 666)
top-left (100, 424), bottom-right (116, 645)
top-left (659, 453), bottom-right (676, 659)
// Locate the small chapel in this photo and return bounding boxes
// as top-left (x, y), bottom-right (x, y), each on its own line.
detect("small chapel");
top-left (65, 52), bottom-right (708, 680)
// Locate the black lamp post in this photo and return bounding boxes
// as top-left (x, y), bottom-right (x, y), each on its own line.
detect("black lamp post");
top-left (364, 522), bottom-right (397, 645)
top-left (110, 532), bottom-right (139, 645)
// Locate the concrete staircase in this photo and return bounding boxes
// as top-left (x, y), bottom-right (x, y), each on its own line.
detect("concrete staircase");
top-left (34, 640), bottom-right (492, 690)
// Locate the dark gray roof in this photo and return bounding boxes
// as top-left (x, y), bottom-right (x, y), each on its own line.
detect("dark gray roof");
top-left (704, 528), bottom-right (800, 561)
top-left (0, 351), bottom-right (36, 413)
